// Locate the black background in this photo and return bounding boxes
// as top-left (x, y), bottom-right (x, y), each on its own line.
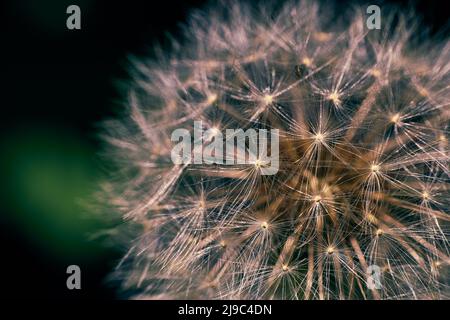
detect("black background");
top-left (0, 0), bottom-right (448, 299)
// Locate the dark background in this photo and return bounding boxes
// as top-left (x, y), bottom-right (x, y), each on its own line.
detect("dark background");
top-left (0, 0), bottom-right (447, 299)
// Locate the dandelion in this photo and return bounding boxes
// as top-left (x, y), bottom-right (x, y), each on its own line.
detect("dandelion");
top-left (99, 0), bottom-right (449, 299)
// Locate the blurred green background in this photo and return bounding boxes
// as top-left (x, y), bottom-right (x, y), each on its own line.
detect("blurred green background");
top-left (0, 126), bottom-right (119, 298)
top-left (2, 128), bottom-right (98, 256)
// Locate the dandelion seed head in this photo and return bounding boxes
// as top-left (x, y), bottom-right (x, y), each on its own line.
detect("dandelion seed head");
top-left (99, 0), bottom-right (450, 300)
